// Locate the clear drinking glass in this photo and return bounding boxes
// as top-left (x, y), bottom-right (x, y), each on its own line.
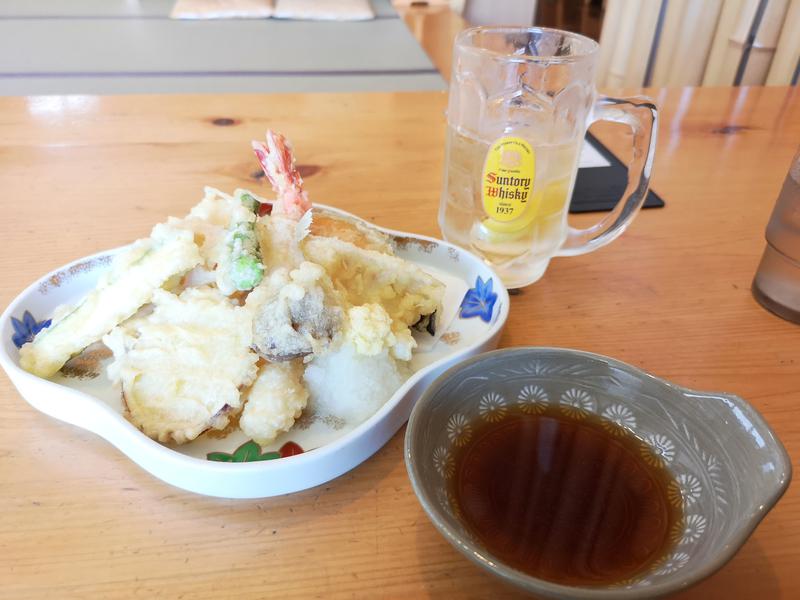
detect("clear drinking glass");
top-left (439, 27), bottom-right (658, 288)
top-left (752, 147), bottom-right (800, 323)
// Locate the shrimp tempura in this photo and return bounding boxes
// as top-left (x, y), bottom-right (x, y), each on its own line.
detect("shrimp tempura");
top-left (251, 131), bottom-right (311, 220)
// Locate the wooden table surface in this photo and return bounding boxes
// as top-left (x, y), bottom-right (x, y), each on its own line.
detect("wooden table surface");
top-left (1, 86), bottom-right (798, 599)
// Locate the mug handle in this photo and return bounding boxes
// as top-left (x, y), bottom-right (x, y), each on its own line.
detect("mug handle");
top-left (555, 96), bottom-right (658, 257)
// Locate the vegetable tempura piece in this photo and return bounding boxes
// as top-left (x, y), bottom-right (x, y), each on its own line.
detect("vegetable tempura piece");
top-left (215, 190), bottom-right (264, 294)
top-left (165, 186), bottom-right (253, 271)
top-left (227, 191), bottom-right (265, 290)
top-left (19, 226), bottom-right (201, 378)
top-left (302, 236), bottom-right (444, 330)
top-left (309, 213), bottom-right (395, 254)
top-left (103, 286), bottom-right (258, 444)
top-left (240, 359), bottom-right (308, 445)
top-left (248, 262), bottom-right (343, 362)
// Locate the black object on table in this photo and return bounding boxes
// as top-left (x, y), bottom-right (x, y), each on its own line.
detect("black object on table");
top-left (569, 132), bottom-right (665, 213)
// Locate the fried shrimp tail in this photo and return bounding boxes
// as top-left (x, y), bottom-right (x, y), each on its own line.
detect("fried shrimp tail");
top-left (251, 130), bottom-right (311, 221)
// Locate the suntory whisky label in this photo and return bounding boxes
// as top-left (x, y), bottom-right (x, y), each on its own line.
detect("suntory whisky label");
top-left (481, 136), bottom-right (536, 222)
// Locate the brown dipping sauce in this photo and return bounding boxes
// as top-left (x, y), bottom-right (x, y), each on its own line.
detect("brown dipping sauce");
top-left (451, 406), bottom-right (681, 586)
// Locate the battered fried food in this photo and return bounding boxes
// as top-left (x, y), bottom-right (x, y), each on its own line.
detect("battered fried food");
top-left (302, 235), bottom-right (444, 329)
top-left (103, 286), bottom-right (258, 444)
top-left (309, 213), bottom-right (395, 254)
top-left (240, 359), bottom-right (308, 445)
top-left (346, 303), bottom-right (416, 361)
top-left (19, 226), bottom-right (201, 378)
top-left (19, 130), bottom-right (448, 450)
top-left (248, 262), bottom-right (343, 361)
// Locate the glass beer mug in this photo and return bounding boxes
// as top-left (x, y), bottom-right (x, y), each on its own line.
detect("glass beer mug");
top-left (439, 27), bottom-right (658, 288)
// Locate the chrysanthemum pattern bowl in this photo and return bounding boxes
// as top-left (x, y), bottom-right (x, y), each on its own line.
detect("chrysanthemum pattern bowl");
top-left (405, 347), bottom-right (791, 599)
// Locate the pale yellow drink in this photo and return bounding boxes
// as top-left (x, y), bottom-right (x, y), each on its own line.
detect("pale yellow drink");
top-left (440, 27), bottom-right (658, 287)
top-left (439, 125), bottom-right (581, 285)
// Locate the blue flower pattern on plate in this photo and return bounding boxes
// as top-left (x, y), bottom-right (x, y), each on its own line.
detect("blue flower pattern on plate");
top-left (459, 276), bottom-right (498, 323)
top-left (11, 311), bottom-right (51, 349)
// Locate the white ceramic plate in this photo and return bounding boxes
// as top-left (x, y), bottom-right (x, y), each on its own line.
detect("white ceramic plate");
top-left (0, 203), bottom-right (509, 498)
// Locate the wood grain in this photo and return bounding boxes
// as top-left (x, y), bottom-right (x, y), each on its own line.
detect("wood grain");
top-left (1, 86), bottom-right (799, 599)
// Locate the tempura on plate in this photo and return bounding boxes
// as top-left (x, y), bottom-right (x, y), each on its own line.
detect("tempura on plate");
top-left (19, 131), bottom-right (445, 447)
